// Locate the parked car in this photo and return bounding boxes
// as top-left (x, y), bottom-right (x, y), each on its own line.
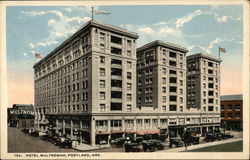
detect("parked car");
top-left (169, 137), bottom-right (184, 148)
top-left (124, 143), bottom-right (142, 152)
top-left (110, 138), bottom-right (128, 148)
top-left (140, 141), bottom-right (156, 152)
top-left (22, 128), bottom-right (30, 134)
top-left (41, 134), bottom-right (53, 142)
top-left (182, 131), bottom-right (200, 145)
top-left (60, 139), bottom-right (72, 149)
top-left (221, 133), bottom-right (234, 139)
top-left (131, 137), bottom-right (144, 143)
top-left (149, 139), bottom-right (165, 151)
top-left (204, 133), bottom-right (217, 142)
top-left (30, 130), bottom-right (39, 137)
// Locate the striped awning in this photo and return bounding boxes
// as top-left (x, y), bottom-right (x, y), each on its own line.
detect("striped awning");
top-left (96, 131), bottom-right (111, 135)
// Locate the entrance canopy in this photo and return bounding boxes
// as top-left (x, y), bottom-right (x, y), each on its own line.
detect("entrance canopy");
top-left (136, 129), bottom-right (159, 135)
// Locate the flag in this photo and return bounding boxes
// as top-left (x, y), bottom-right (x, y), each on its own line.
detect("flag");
top-left (35, 53), bottom-right (42, 58)
top-left (219, 47), bottom-right (226, 53)
top-left (93, 10), bottom-right (110, 15)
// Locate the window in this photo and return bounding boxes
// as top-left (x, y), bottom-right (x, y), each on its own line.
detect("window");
top-left (180, 80), bottom-right (183, 86)
top-left (100, 68), bottom-right (105, 76)
top-left (111, 59), bottom-right (122, 65)
top-left (111, 47), bottom-right (122, 55)
top-left (126, 105), bottom-right (132, 112)
top-left (235, 104), bottom-right (241, 110)
top-left (127, 61), bottom-right (132, 69)
top-left (227, 113), bottom-right (232, 118)
top-left (169, 51), bottom-right (177, 58)
top-left (163, 68), bottom-right (166, 75)
top-left (100, 80), bottom-right (105, 88)
top-left (111, 35), bottom-right (122, 44)
top-left (169, 70), bottom-right (177, 75)
top-left (162, 96), bottom-right (166, 103)
top-left (170, 77), bottom-right (177, 83)
top-left (180, 106), bottom-right (183, 112)
top-left (162, 87), bottom-right (166, 93)
top-left (208, 91), bottom-right (214, 96)
top-left (100, 56), bottom-right (105, 63)
top-left (127, 83), bottom-right (132, 90)
top-left (96, 120), bottom-right (107, 127)
top-left (127, 94), bottom-right (132, 101)
top-left (235, 112), bottom-right (240, 118)
top-left (162, 78), bottom-right (166, 84)
top-left (221, 105), bottom-right (225, 110)
top-left (169, 60), bottom-right (176, 66)
top-left (99, 104), bottom-right (105, 112)
top-left (170, 96), bottom-right (177, 102)
top-left (208, 106), bottom-right (214, 111)
top-left (228, 104), bottom-right (233, 110)
top-left (170, 105), bottom-right (177, 111)
top-left (162, 106), bottom-right (166, 111)
top-left (208, 62), bottom-right (213, 67)
top-left (208, 83), bottom-right (214, 88)
top-left (111, 103), bottom-right (122, 111)
top-left (100, 92), bottom-right (105, 100)
top-left (208, 69), bottom-right (213, 74)
top-left (111, 91), bottom-right (122, 98)
top-left (127, 72), bottom-right (132, 79)
top-left (170, 86), bottom-right (177, 92)
top-left (111, 120), bottom-right (122, 127)
top-left (208, 98), bottom-right (214, 103)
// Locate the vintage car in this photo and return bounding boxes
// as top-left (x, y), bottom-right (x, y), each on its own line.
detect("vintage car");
top-left (30, 130), bottom-right (39, 137)
top-left (140, 141), bottom-right (156, 152)
top-left (169, 137), bottom-right (184, 148)
top-left (59, 139), bottom-right (72, 149)
top-left (110, 138), bottom-right (128, 148)
top-left (22, 128), bottom-right (30, 134)
top-left (204, 133), bottom-right (217, 142)
top-left (221, 133), bottom-right (234, 139)
top-left (124, 143), bottom-right (142, 152)
top-left (149, 139), bottom-right (165, 150)
top-left (131, 137), bottom-right (144, 143)
top-left (41, 134), bottom-right (53, 142)
top-left (182, 131), bottom-right (200, 145)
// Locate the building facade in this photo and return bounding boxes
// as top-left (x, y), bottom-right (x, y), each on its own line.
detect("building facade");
top-left (220, 94), bottom-right (243, 131)
top-left (8, 104), bottom-right (35, 129)
top-left (186, 53), bottom-right (221, 134)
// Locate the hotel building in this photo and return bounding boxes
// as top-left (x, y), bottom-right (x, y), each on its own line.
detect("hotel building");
top-left (34, 20), bottom-right (139, 146)
top-left (186, 53), bottom-right (221, 134)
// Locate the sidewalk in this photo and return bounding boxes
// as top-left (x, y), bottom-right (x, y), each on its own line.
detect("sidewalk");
top-left (159, 138), bottom-right (243, 152)
top-left (73, 143), bottom-right (110, 152)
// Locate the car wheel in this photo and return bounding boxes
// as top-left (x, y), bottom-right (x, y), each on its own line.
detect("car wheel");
top-left (172, 144), bottom-right (177, 148)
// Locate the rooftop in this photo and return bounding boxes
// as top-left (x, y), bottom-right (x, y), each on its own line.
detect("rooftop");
top-left (220, 94), bottom-right (243, 101)
top-left (137, 40), bottom-right (188, 53)
top-left (33, 20), bottom-right (138, 68)
top-left (187, 53), bottom-right (222, 63)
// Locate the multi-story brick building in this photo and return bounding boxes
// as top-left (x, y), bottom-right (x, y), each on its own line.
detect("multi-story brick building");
top-left (34, 20), bottom-right (139, 146)
top-left (186, 53), bottom-right (221, 134)
top-left (220, 94), bottom-right (243, 131)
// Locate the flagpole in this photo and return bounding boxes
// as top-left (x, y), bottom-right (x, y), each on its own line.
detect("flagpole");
top-left (218, 47), bottom-right (221, 60)
top-left (91, 6), bottom-right (94, 21)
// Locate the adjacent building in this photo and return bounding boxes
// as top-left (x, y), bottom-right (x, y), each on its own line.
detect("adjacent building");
top-left (220, 94), bottom-right (243, 131)
top-left (136, 40), bottom-right (188, 137)
top-left (8, 104), bottom-right (35, 129)
top-left (186, 53), bottom-right (221, 134)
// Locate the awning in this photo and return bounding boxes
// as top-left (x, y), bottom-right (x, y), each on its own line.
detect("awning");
top-left (125, 130), bottom-right (136, 133)
top-left (111, 130), bottom-right (124, 134)
top-left (136, 129), bottom-right (159, 135)
top-left (96, 131), bottom-right (110, 135)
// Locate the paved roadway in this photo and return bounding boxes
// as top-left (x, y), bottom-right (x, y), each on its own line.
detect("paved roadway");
top-left (8, 127), bottom-right (77, 152)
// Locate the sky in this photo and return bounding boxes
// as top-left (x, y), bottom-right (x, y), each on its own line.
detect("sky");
top-left (6, 5), bottom-right (243, 107)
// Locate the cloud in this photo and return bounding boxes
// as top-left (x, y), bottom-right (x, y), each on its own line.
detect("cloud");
top-left (22, 52), bottom-right (28, 57)
top-left (62, 7), bottom-right (72, 13)
top-left (216, 16), bottom-right (229, 23)
top-left (21, 10), bottom-right (64, 18)
top-left (28, 42), bottom-right (35, 49)
top-left (175, 9), bottom-right (203, 28)
top-left (36, 40), bottom-right (58, 47)
top-left (215, 15), bottom-right (241, 23)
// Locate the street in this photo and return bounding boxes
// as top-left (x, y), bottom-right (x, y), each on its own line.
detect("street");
top-left (8, 127), bottom-right (77, 152)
